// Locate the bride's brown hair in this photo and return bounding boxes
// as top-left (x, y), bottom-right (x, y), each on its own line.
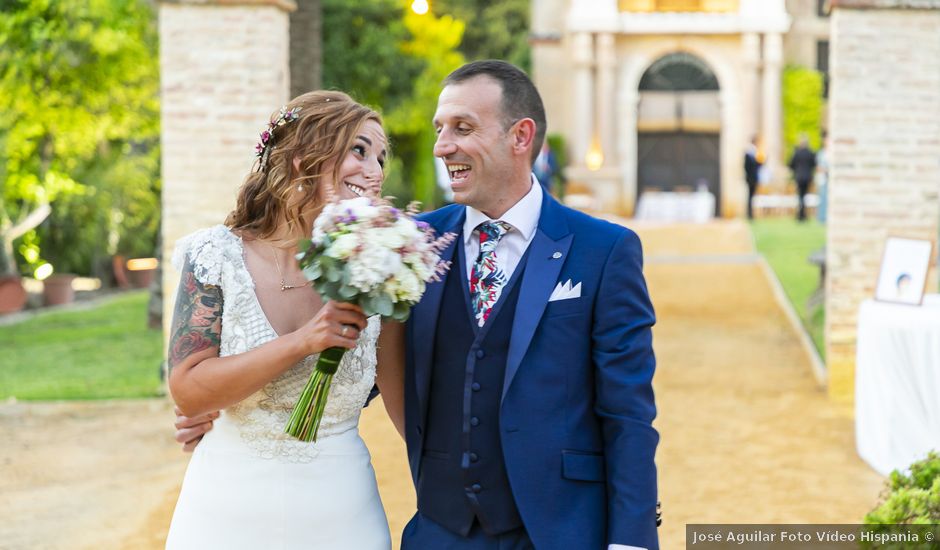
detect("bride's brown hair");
top-left (225, 91), bottom-right (383, 239)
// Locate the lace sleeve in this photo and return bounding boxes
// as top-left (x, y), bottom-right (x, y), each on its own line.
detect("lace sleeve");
top-left (171, 225), bottom-right (237, 287)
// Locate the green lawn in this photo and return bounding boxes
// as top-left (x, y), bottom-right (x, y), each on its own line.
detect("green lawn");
top-left (0, 290), bottom-right (164, 400)
top-left (750, 218), bottom-right (827, 358)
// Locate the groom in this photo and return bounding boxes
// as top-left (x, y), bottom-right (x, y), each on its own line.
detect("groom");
top-left (176, 60), bottom-right (659, 549)
top-left (399, 60), bottom-right (658, 550)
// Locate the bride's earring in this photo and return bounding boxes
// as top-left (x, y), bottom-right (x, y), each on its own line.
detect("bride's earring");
top-left (297, 183), bottom-right (303, 192)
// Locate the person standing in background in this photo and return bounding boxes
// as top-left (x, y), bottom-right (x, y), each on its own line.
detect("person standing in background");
top-left (815, 131), bottom-right (829, 223)
top-left (788, 134), bottom-right (817, 222)
top-left (743, 135), bottom-right (763, 220)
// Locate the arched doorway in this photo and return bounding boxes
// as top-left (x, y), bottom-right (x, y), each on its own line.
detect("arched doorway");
top-left (637, 52), bottom-right (721, 215)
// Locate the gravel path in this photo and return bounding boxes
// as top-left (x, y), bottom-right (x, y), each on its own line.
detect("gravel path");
top-left (0, 220), bottom-right (885, 550)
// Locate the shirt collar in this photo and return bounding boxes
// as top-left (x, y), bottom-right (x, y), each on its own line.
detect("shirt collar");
top-left (463, 174), bottom-right (542, 245)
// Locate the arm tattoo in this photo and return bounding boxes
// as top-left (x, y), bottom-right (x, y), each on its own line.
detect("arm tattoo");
top-left (167, 258), bottom-right (223, 371)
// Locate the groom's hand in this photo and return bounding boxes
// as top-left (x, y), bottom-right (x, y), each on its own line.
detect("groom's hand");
top-left (174, 406), bottom-right (219, 452)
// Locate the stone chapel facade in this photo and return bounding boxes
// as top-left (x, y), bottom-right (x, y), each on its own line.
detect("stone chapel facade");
top-left (530, 0), bottom-right (830, 217)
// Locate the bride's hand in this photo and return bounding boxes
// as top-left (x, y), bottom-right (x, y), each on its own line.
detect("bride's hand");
top-left (294, 301), bottom-right (367, 355)
top-left (174, 406), bottom-right (219, 452)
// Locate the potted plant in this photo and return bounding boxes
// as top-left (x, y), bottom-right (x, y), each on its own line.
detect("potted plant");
top-left (125, 257), bottom-right (158, 288)
top-left (42, 272), bottom-right (77, 306)
top-left (0, 204), bottom-right (52, 314)
top-left (0, 274), bottom-right (28, 314)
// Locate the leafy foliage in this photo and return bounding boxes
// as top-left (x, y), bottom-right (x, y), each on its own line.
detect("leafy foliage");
top-left (321, 0), bottom-right (465, 210)
top-left (866, 451), bottom-right (940, 524)
top-left (782, 65), bottom-right (824, 155)
top-left (0, 0), bottom-right (160, 276)
top-left (433, 0), bottom-right (531, 70)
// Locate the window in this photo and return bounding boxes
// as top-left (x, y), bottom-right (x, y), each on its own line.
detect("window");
top-left (817, 40), bottom-right (830, 98)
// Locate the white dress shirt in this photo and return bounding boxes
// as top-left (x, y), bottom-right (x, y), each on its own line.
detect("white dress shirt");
top-left (463, 175), bottom-right (541, 280)
top-left (462, 176), bottom-right (648, 550)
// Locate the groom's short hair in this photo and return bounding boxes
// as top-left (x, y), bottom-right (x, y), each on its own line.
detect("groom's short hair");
top-left (443, 60), bottom-right (547, 165)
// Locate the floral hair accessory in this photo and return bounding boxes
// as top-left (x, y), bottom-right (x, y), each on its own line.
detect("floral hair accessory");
top-left (255, 106), bottom-right (302, 171)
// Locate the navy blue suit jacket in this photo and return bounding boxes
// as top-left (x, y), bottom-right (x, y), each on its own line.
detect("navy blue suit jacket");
top-left (404, 192), bottom-right (659, 549)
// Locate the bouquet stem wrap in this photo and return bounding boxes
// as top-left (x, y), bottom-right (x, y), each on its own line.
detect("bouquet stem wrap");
top-left (284, 346), bottom-right (346, 442)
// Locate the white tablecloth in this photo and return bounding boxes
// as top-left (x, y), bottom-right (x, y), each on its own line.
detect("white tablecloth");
top-left (855, 295), bottom-right (940, 475)
top-left (634, 191), bottom-right (715, 223)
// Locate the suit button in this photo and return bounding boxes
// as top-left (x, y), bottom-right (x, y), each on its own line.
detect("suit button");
top-left (471, 382), bottom-right (481, 392)
top-left (471, 483), bottom-right (482, 493)
top-left (470, 417), bottom-right (480, 427)
top-left (476, 349), bottom-right (485, 359)
top-left (469, 453), bottom-right (479, 463)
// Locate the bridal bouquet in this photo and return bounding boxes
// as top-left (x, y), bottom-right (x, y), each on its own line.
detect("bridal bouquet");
top-left (285, 197), bottom-right (454, 442)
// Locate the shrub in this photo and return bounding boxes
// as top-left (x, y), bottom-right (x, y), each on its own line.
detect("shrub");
top-left (865, 450), bottom-right (940, 524)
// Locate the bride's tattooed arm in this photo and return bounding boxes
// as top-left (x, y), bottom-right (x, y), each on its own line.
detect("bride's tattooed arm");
top-left (168, 258), bottom-right (223, 372)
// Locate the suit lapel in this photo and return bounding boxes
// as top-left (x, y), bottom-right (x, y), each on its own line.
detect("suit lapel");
top-left (412, 210), bottom-right (464, 425)
top-left (502, 194), bottom-right (572, 404)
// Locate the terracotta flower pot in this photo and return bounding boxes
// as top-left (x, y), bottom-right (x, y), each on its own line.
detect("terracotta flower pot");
top-left (43, 274), bottom-right (77, 306)
top-left (0, 275), bottom-right (28, 314)
top-left (127, 267), bottom-right (156, 289)
top-left (125, 258), bottom-right (158, 289)
top-left (112, 255), bottom-right (130, 289)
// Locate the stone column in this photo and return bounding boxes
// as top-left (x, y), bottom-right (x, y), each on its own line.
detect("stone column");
top-left (595, 32), bottom-right (617, 167)
top-left (761, 32), bottom-right (784, 184)
top-left (826, 0), bottom-right (940, 404)
top-left (159, 0), bottom-right (294, 334)
top-left (571, 32), bottom-right (595, 167)
top-left (741, 32), bottom-right (761, 143)
top-left (618, 85), bottom-right (641, 215)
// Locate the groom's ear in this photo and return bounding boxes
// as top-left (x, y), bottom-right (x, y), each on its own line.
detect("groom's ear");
top-left (509, 118), bottom-right (536, 159)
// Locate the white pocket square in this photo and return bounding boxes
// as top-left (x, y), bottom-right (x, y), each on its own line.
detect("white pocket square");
top-left (549, 279), bottom-right (581, 302)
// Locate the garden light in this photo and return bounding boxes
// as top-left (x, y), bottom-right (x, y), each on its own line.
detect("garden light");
top-left (411, 0), bottom-right (429, 15)
top-left (586, 139), bottom-right (604, 171)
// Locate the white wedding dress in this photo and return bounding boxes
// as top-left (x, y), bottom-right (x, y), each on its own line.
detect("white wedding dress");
top-left (165, 225), bottom-right (391, 549)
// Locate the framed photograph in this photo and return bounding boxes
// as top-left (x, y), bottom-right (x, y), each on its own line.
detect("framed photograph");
top-left (874, 237), bottom-right (934, 305)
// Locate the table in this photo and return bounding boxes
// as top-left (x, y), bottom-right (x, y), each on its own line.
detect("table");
top-left (855, 295), bottom-right (940, 475)
top-left (634, 191), bottom-right (715, 223)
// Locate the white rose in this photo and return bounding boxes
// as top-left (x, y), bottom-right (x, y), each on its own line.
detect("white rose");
top-left (326, 232), bottom-right (358, 259)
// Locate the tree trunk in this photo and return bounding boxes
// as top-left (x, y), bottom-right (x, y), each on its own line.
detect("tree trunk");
top-left (147, 227), bottom-right (163, 329)
top-left (0, 237), bottom-right (15, 277)
top-left (289, 0), bottom-right (322, 98)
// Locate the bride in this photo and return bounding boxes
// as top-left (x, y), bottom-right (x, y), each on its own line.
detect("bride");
top-left (164, 91), bottom-right (404, 549)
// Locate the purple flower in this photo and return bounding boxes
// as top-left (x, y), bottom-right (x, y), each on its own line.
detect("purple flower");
top-left (416, 221), bottom-right (430, 231)
top-left (261, 130), bottom-right (271, 143)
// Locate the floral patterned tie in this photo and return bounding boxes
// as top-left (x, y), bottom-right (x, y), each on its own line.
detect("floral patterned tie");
top-left (469, 221), bottom-right (512, 327)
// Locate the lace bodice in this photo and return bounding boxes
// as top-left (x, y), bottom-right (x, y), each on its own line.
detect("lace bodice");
top-left (173, 225), bottom-right (380, 462)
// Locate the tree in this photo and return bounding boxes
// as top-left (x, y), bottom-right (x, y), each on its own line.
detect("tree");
top-left (321, 0), bottom-right (464, 209)
top-left (0, 0), bottom-right (160, 277)
top-left (290, 0), bottom-right (322, 98)
top-left (782, 65), bottom-right (824, 155)
top-left (384, 5), bottom-right (465, 207)
top-left (432, 0), bottom-right (530, 70)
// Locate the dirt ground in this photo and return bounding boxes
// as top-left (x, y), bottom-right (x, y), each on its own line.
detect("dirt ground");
top-left (0, 220), bottom-right (885, 550)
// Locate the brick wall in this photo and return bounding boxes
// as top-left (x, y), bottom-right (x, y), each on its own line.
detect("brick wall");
top-left (159, 0), bottom-right (292, 334)
top-left (825, 3), bottom-right (940, 403)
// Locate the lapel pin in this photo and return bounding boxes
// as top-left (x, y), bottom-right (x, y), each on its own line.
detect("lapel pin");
top-left (551, 252), bottom-right (562, 259)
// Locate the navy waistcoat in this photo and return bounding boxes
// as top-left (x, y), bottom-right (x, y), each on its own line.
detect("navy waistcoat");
top-left (417, 252), bottom-right (527, 537)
